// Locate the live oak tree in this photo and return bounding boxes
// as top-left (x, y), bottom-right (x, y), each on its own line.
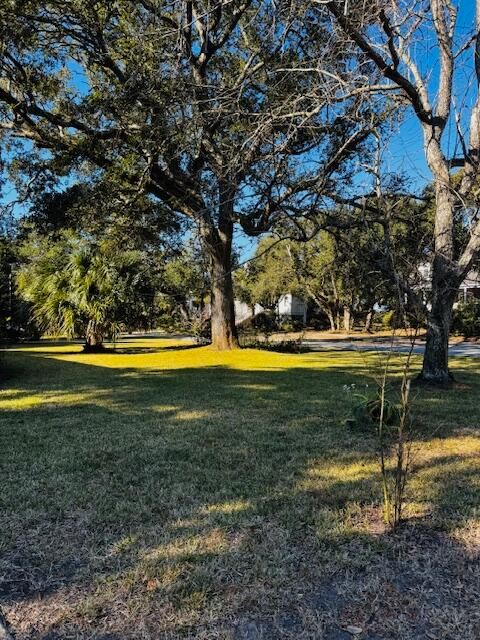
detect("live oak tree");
top-left (323, 0), bottom-right (480, 382)
top-left (287, 230), bottom-right (382, 332)
top-left (235, 235), bottom-right (347, 327)
top-left (0, 0), bottom-right (378, 349)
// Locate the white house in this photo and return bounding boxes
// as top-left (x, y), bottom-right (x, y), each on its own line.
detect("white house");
top-left (234, 301), bottom-right (264, 324)
top-left (417, 263), bottom-right (480, 306)
top-left (276, 294), bottom-right (308, 323)
top-left (234, 294), bottom-right (308, 325)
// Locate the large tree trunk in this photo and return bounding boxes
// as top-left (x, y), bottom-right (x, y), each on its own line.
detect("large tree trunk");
top-left (202, 209), bottom-right (239, 350)
top-left (419, 179), bottom-right (458, 383)
top-left (210, 248), bottom-right (239, 349)
top-left (420, 259), bottom-right (458, 383)
top-left (199, 179), bottom-right (239, 350)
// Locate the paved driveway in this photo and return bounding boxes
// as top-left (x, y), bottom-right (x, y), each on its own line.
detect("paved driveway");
top-left (300, 338), bottom-right (480, 357)
top-left (123, 331), bottom-right (480, 358)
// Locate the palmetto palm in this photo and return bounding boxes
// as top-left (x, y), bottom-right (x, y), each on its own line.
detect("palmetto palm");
top-left (17, 233), bottom-right (141, 350)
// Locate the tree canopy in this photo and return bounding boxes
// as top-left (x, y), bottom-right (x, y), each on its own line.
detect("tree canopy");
top-left (0, 0), bottom-right (381, 348)
top-left (235, 193), bottom-right (431, 331)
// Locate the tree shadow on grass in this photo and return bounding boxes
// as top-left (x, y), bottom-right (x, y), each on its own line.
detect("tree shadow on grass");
top-left (0, 349), bottom-right (479, 639)
top-left (0, 335), bottom-right (200, 357)
top-left (113, 343), bottom-right (200, 354)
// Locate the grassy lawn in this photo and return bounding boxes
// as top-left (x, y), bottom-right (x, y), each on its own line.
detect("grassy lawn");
top-left (1, 339), bottom-right (479, 639)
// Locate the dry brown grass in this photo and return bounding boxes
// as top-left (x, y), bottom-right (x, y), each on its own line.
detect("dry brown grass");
top-left (0, 339), bottom-right (479, 639)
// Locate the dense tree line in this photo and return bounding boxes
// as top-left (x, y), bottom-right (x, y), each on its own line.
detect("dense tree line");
top-left (235, 195), bottom-right (432, 332)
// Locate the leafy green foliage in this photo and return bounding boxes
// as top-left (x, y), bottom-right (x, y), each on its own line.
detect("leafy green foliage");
top-left (236, 193), bottom-right (431, 332)
top-left (16, 231), bottom-right (154, 346)
top-left (0, 237), bottom-right (15, 339)
top-left (0, 1), bottom-right (382, 348)
top-left (345, 390), bottom-right (400, 433)
top-left (452, 300), bottom-right (480, 338)
top-left (0, 235), bottom-right (40, 341)
top-left (235, 238), bottom-right (298, 312)
top-left (157, 239), bottom-right (211, 334)
top-left (235, 230), bottom-right (382, 329)
top-left (0, 1), bottom-right (366, 227)
top-left (20, 182), bottom-right (180, 249)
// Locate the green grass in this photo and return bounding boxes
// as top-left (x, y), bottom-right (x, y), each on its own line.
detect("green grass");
top-left (1, 339), bottom-right (479, 639)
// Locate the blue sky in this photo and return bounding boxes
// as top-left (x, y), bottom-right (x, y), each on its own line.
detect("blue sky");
top-left (237, 1), bottom-right (477, 259)
top-left (383, 1), bottom-right (476, 190)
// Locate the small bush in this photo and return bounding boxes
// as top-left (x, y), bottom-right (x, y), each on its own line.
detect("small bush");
top-left (452, 300), bottom-right (480, 338)
top-left (267, 338), bottom-right (307, 353)
top-left (307, 310), bottom-right (331, 330)
top-left (277, 317), bottom-right (305, 332)
top-left (244, 311), bottom-right (278, 340)
top-left (377, 307), bottom-right (425, 331)
top-left (344, 387), bottom-right (400, 433)
top-left (278, 319), bottom-right (294, 332)
top-left (380, 309), bottom-right (397, 329)
top-left (240, 336), bottom-right (307, 353)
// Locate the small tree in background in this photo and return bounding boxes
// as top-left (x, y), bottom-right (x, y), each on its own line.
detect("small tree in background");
top-left (235, 237), bottom-right (298, 315)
